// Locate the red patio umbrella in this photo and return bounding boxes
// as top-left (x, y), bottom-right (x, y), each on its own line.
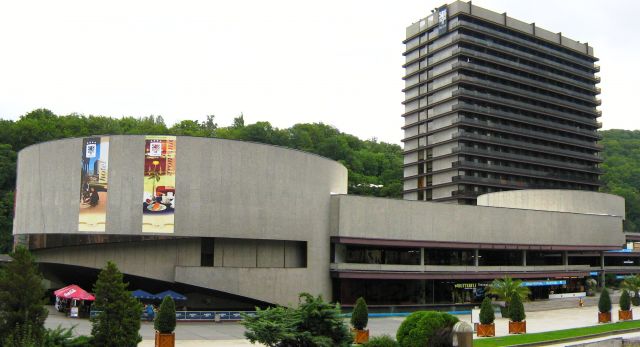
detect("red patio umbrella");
top-left (54, 284), bottom-right (95, 301)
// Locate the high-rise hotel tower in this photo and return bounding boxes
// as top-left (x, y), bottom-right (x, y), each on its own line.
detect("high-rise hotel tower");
top-left (402, 1), bottom-right (602, 204)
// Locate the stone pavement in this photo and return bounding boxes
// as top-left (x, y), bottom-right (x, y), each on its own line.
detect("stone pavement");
top-left (43, 295), bottom-right (633, 347)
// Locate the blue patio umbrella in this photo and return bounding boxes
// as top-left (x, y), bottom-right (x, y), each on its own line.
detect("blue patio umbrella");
top-left (131, 289), bottom-right (157, 300)
top-left (154, 290), bottom-right (187, 301)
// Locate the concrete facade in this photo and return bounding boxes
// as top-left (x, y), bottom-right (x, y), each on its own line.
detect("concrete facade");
top-left (12, 136), bottom-right (627, 307)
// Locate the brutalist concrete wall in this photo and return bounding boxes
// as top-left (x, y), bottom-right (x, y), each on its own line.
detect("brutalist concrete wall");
top-left (14, 136), bottom-right (348, 305)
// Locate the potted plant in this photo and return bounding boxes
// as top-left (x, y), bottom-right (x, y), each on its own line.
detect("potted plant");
top-left (619, 289), bottom-right (633, 321)
top-left (477, 297), bottom-right (495, 337)
top-left (488, 276), bottom-right (531, 319)
top-left (508, 293), bottom-right (526, 334)
top-left (351, 297), bottom-right (369, 344)
top-left (598, 287), bottom-right (612, 323)
top-left (155, 296), bottom-right (176, 347)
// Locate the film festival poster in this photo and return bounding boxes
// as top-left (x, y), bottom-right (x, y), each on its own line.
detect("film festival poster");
top-left (142, 136), bottom-right (176, 233)
top-left (78, 136), bottom-right (109, 232)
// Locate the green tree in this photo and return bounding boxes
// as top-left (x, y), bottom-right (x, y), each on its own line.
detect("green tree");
top-left (598, 287), bottom-right (612, 313)
top-left (154, 296), bottom-right (176, 333)
top-left (351, 297), bottom-right (368, 330)
top-left (620, 289), bottom-right (631, 311)
top-left (488, 277), bottom-right (531, 307)
top-left (508, 293), bottom-right (525, 322)
top-left (243, 293), bottom-right (352, 347)
top-left (479, 297), bottom-right (494, 325)
top-left (91, 261), bottom-right (142, 347)
top-left (0, 246), bottom-right (48, 344)
top-left (622, 275), bottom-right (640, 294)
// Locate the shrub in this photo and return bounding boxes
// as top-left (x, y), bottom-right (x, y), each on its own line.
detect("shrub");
top-left (43, 326), bottom-right (92, 347)
top-left (620, 289), bottom-right (631, 311)
top-left (479, 297), bottom-right (495, 324)
top-left (509, 293), bottom-right (525, 322)
top-left (633, 291), bottom-right (640, 307)
top-left (586, 278), bottom-right (598, 297)
top-left (243, 293), bottom-right (352, 347)
top-left (363, 335), bottom-right (399, 347)
top-left (396, 311), bottom-right (458, 347)
top-left (599, 287), bottom-right (612, 313)
top-left (155, 296), bottom-right (177, 334)
top-left (351, 297), bottom-right (369, 330)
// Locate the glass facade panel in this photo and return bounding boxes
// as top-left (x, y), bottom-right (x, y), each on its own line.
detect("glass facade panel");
top-left (345, 246), bottom-right (420, 265)
top-left (424, 248), bottom-right (474, 266)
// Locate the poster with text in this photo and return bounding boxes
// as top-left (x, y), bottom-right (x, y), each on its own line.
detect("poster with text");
top-left (142, 136), bottom-right (176, 233)
top-left (78, 137), bottom-right (109, 231)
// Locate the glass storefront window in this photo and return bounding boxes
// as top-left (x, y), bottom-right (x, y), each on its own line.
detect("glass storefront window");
top-left (345, 246), bottom-right (420, 265)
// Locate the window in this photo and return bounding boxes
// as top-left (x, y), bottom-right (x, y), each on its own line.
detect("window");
top-left (200, 238), bottom-right (215, 267)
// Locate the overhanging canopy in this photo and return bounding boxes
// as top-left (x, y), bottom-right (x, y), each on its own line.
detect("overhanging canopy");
top-left (154, 290), bottom-right (187, 301)
top-left (54, 284), bottom-right (95, 301)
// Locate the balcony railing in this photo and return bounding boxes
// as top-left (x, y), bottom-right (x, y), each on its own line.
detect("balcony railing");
top-left (452, 89), bottom-right (599, 126)
top-left (452, 102), bottom-right (601, 138)
top-left (451, 160), bottom-right (601, 185)
top-left (451, 130), bottom-right (602, 162)
top-left (451, 145), bottom-right (603, 173)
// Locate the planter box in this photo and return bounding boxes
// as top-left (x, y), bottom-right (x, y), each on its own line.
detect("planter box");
top-left (351, 328), bottom-right (369, 344)
top-left (598, 312), bottom-right (612, 323)
top-left (508, 321), bottom-right (526, 334)
top-left (477, 323), bottom-right (495, 337)
top-left (155, 331), bottom-right (175, 347)
top-left (619, 310), bottom-right (633, 321)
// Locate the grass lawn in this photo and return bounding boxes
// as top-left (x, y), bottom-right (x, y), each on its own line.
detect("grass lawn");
top-left (474, 320), bottom-right (640, 347)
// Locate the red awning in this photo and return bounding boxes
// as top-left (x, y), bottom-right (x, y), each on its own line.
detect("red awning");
top-left (54, 285), bottom-right (95, 301)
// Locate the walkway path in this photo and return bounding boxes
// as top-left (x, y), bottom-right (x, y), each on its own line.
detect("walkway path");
top-left (43, 293), bottom-right (630, 347)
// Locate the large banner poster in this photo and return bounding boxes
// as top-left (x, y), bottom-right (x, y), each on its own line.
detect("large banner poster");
top-left (143, 136), bottom-right (176, 233)
top-left (79, 137), bottom-right (110, 232)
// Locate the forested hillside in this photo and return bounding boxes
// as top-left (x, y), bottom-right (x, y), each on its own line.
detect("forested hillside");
top-left (0, 109), bottom-right (638, 253)
top-left (0, 109), bottom-right (403, 252)
top-left (600, 129), bottom-right (640, 232)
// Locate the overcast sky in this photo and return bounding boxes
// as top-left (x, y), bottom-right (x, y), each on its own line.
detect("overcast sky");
top-left (0, 0), bottom-right (638, 144)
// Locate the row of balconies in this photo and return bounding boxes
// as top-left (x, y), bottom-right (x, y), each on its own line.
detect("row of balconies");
top-left (450, 174), bottom-right (599, 189)
top-left (452, 19), bottom-right (599, 70)
top-left (453, 30), bottom-right (598, 82)
top-left (452, 102), bottom-right (601, 137)
top-left (451, 130), bottom-right (602, 162)
top-left (453, 74), bottom-right (598, 115)
top-left (455, 116), bottom-right (601, 150)
top-left (451, 145), bottom-right (602, 174)
top-left (451, 160), bottom-right (601, 186)
top-left (452, 89), bottom-right (599, 126)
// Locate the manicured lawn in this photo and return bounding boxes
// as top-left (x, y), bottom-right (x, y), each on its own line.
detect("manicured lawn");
top-left (474, 320), bottom-right (640, 347)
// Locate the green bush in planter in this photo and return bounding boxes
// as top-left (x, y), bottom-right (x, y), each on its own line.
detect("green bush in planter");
top-left (479, 297), bottom-right (495, 325)
top-left (154, 296), bottom-right (176, 334)
top-left (633, 291), bottom-right (640, 307)
top-left (620, 289), bottom-right (631, 311)
top-left (509, 293), bottom-right (525, 322)
top-left (363, 335), bottom-right (399, 347)
top-left (396, 311), bottom-right (458, 347)
top-left (351, 297), bottom-right (369, 330)
top-left (599, 288), bottom-right (612, 313)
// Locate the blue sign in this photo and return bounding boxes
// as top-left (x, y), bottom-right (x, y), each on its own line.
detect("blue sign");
top-left (175, 312), bottom-right (186, 320)
top-left (590, 271), bottom-right (599, 276)
top-left (201, 312), bottom-right (215, 320)
top-left (521, 280), bottom-right (566, 287)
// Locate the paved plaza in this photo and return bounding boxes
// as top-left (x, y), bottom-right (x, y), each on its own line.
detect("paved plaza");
top-left (43, 296), bottom-right (637, 346)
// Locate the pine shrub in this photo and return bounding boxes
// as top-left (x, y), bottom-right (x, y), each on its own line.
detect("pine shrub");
top-left (351, 297), bottom-right (369, 330)
top-left (396, 311), bottom-right (458, 347)
top-left (508, 293), bottom-right (525, 322)
top-left (599, 287), bottom-right (612, 313)
top-left (155, 296), bottom-right (177, 333)
top-left (633, 291), bottom-right (640, 306)
top-left (620, 290), bottom-right (631, 311)
top-left (479, 297), bottom-right (495, 324)
top-left (90, 261), bottom-right (143, 347)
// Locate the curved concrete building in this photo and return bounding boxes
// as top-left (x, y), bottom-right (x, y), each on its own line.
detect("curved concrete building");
top-left (12, 136), bottom-right (632, 308)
